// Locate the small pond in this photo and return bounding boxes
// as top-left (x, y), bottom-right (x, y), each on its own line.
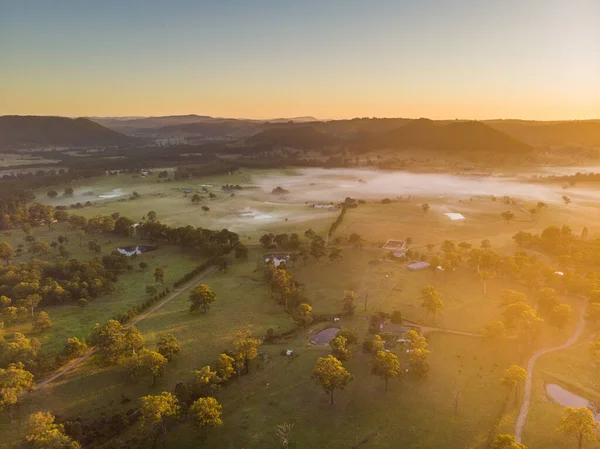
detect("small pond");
top-left (311, 328), bottom-right (339, 345)
top-left (546, 384), bottom-right (600, 421)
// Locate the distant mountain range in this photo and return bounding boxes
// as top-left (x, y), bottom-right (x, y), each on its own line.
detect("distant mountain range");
top-left (0, 115), bottom-right (135, 148)
top-left (1, 114), bottom-right (599, 153)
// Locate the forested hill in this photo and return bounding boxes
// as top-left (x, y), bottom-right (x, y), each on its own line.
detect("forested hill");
top-left (243, 119), bottom-right (532, 153)
top-left (368, 119), bottom-right (533, 153)
top-left (0, 116), bottom-right (137, 149)
top-left (485, 120), bottom-right (600, 147)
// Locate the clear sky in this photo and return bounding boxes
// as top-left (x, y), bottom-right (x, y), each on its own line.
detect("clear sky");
top-left (1, 0), bottom-right (599, 120)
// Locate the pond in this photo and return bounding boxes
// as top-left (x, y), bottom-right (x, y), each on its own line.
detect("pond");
top-left (311, 328), bottom-right (339, 345)
top-left (546, 384), bottom-right (600, 421)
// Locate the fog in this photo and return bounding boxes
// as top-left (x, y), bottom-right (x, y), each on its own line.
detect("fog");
top-left (253, 168), bottom-right (600, 204)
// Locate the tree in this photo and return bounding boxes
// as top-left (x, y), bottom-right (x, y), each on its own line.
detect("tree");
top-left (63, 337), bottom-right (88, 358)
top-left (156, 333), bottom-right (181, 360)
top-left (215, 353), bottom-right (235, 381)
top-left (201, 205), bottom-right (210, 213)
top-left (234, 244), bottom-right (249, 260)
top-left (582, 227), bottom-right (589, 241)
top-left (154, 267), bottom-right (165, 283)
top-left (342, 290), bottom-right (357, 316)
top-left (189, 397), bottom-right (223, 430)
top-left (312, 355), bottom-right (353, 405)
top-left (233, 331), bottom-right (261, 374)
top-left (0, 241), bottom-right (14, 265)
top-left (23, 293), bottom-right (42, 318)
top-left (47, 190), bottom-right (58, 198)
top-left (330, 335), bottom-right (351, 361)
top-left (481, 239), bottom-right (492, 249)
top-left (140, 392), bottom-right (180, 447)
top-left (372, 350), bottom-right (401, 393)
top-left (310, 236), bottom-right (327, 260)
top-left (89, 320), bottom-right (144, 365)
top-left (421, 203), bottom-right (430, 214)
top-left (33, 311), bottom-right (51, 331)
top-left (189, 284), bottom-right (216, 313)
top-left (26, 411), bottom-right (81, 449)
top-left (558, 406), bottom-right (599, 449)
top-left (562, 195), bottom-right (572, 205)
top-left (139, 261), bottom-right (148, 270)
top-left (129, 349), bottom-right (167, 385)
top-left (549, 303), bottom-right (573, 329)
top-left (420, 285), bottom-right (444, 323)
top-left (63, 186), bottom-right (74, 196)
top-left (328, 247), bottom-right (343, 262)
top-left (304, 228), bottom-right (316, 240)
top-left (479, 270), bottom-right (494, 295)
top-left (145, 283), bottom-right (158, 297)
top-left (276, 422), bottom-right (295, 449)
top-left (491, 434), bottom-right (528, 449)
top-left (483, 321), bottom-right (507, 339)
top-left (501, 365), bottom-right (527, 403)
top-left (192, 365), bottom-right (220, 396)
top-left (191, 194), bottom-right (201, 205)
top-left (0, 362), bottom-right (35, 421)
top-left (294, 303), bottom-right (313, 327)
top-left (500, 289), bottom-right (527, 306)
top-left (348, 233), bottom-right (363, 249)
top-left (147, 211), bottom-right (157, 222)
top-left (501, 211), bottom-right (516, 223)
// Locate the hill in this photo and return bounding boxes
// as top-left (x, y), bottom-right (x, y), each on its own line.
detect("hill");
top-left (155, 119), bottom-right (261, 139)
top-left (0, 115), bottom-right (135, 149)
top-left (486, 120), bottom-right (600, 147)
top-left (245, 125), bottom-right (339, 148)
top-left (364, 119), bottom-right (533, 153)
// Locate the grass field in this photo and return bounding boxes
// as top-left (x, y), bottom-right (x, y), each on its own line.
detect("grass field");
top-left (2, 223), bottom-right (204, 355)
top-left (4, 167), bottom-right (600, 448)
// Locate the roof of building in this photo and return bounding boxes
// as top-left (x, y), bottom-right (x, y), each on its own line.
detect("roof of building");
top-left (407, 261), bottom-right (430, 271)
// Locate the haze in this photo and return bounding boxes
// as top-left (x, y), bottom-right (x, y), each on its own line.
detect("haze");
top-left (1, 0), bottom-right (599, 119)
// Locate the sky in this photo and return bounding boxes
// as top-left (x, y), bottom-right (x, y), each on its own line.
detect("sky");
top-left (1, 0), bottom-right (599, 120)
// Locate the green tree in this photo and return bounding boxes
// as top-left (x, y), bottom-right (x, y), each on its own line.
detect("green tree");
top-left (189, 284), bottom-right (216, 313)
top-left (491, 434), bottom-right (528, 449)
top-left (147, 211), bottom-right (157, 222)
top-left (558, 406), bottom-right (599, 449)
top-left (501, 211), bottom-right (516, 223)
top-left (89, 320), bottom-right (144, 365)
top-left (328, 247), bottom-right (343, 262)
top-left (191, 194), bottom-right (201, 205)
top-left (156, 333), bottom-right (181, 360)
top-left (0, 241), bottom-right (14, 265)
top-left (421, 203), bottom-right (430, 214)
top-left (189, 397), bottom-right (223, 430)
top-left (501, 365), bottom-right (527, 403)
top-left (294, 303), bottom-right (313, 327)
top-left (233, 331), bottom-right (261, 374)
top-left (479, 270), bottom-right (494, 295)
top-left (63, 186), bottom-right (74, 196)
top-left (33, 311), bottom-right (51, 331)
top-left (312, 355), bottom-right (353, 405)
top-left (0, 362), bottom-right (35, 421)
top-left (192, 366), bottom-right (220, 396)
top-left (47, 190), bottom-right (58, 199)
top-left (140, 392), bottom-right (180, 448)
top-left (128, 349), bottom-right (167, 385)
top-left (215, 353), bottom-right (235, 381)
top-left (201, 205), bottom-right (210, 213)
top-left (26, 411), bottom-right (81, 449)
top-left (420, 285), bottom-right (444, 323)
top-left (342, 290), bottom-right (357, 316)
top-left (154, 267), bottom-right (165, 283)
top-left (549, 303), bottom-right (573, 329)
top-left (329, 335), bottom-right (351, 361)
top-left (372, 350), bottom-right (401, 393)
top-left (63, 337), bottom-right (88, 359)
top-left (23, 293), bottom-right (42, 318)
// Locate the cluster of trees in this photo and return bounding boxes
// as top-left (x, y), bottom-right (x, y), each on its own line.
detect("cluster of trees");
top-left (513, 225), bottom-right (600, 267)
top-left (133, 222), bottom-right (240, 257)
top-left (0, 254), bottom-right (127, 311)
top-left (259, 232), bottom-right (301, 250)
top-left (264, 263), bottom-right (314, 327)
top-left (327, 206), bottom-right (346, 238)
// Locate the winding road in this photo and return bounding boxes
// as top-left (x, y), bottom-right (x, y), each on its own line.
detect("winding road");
top-left (514, 302), bottom-right (587, 443)
top-left (33, 266), bottom-right (216, 391)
